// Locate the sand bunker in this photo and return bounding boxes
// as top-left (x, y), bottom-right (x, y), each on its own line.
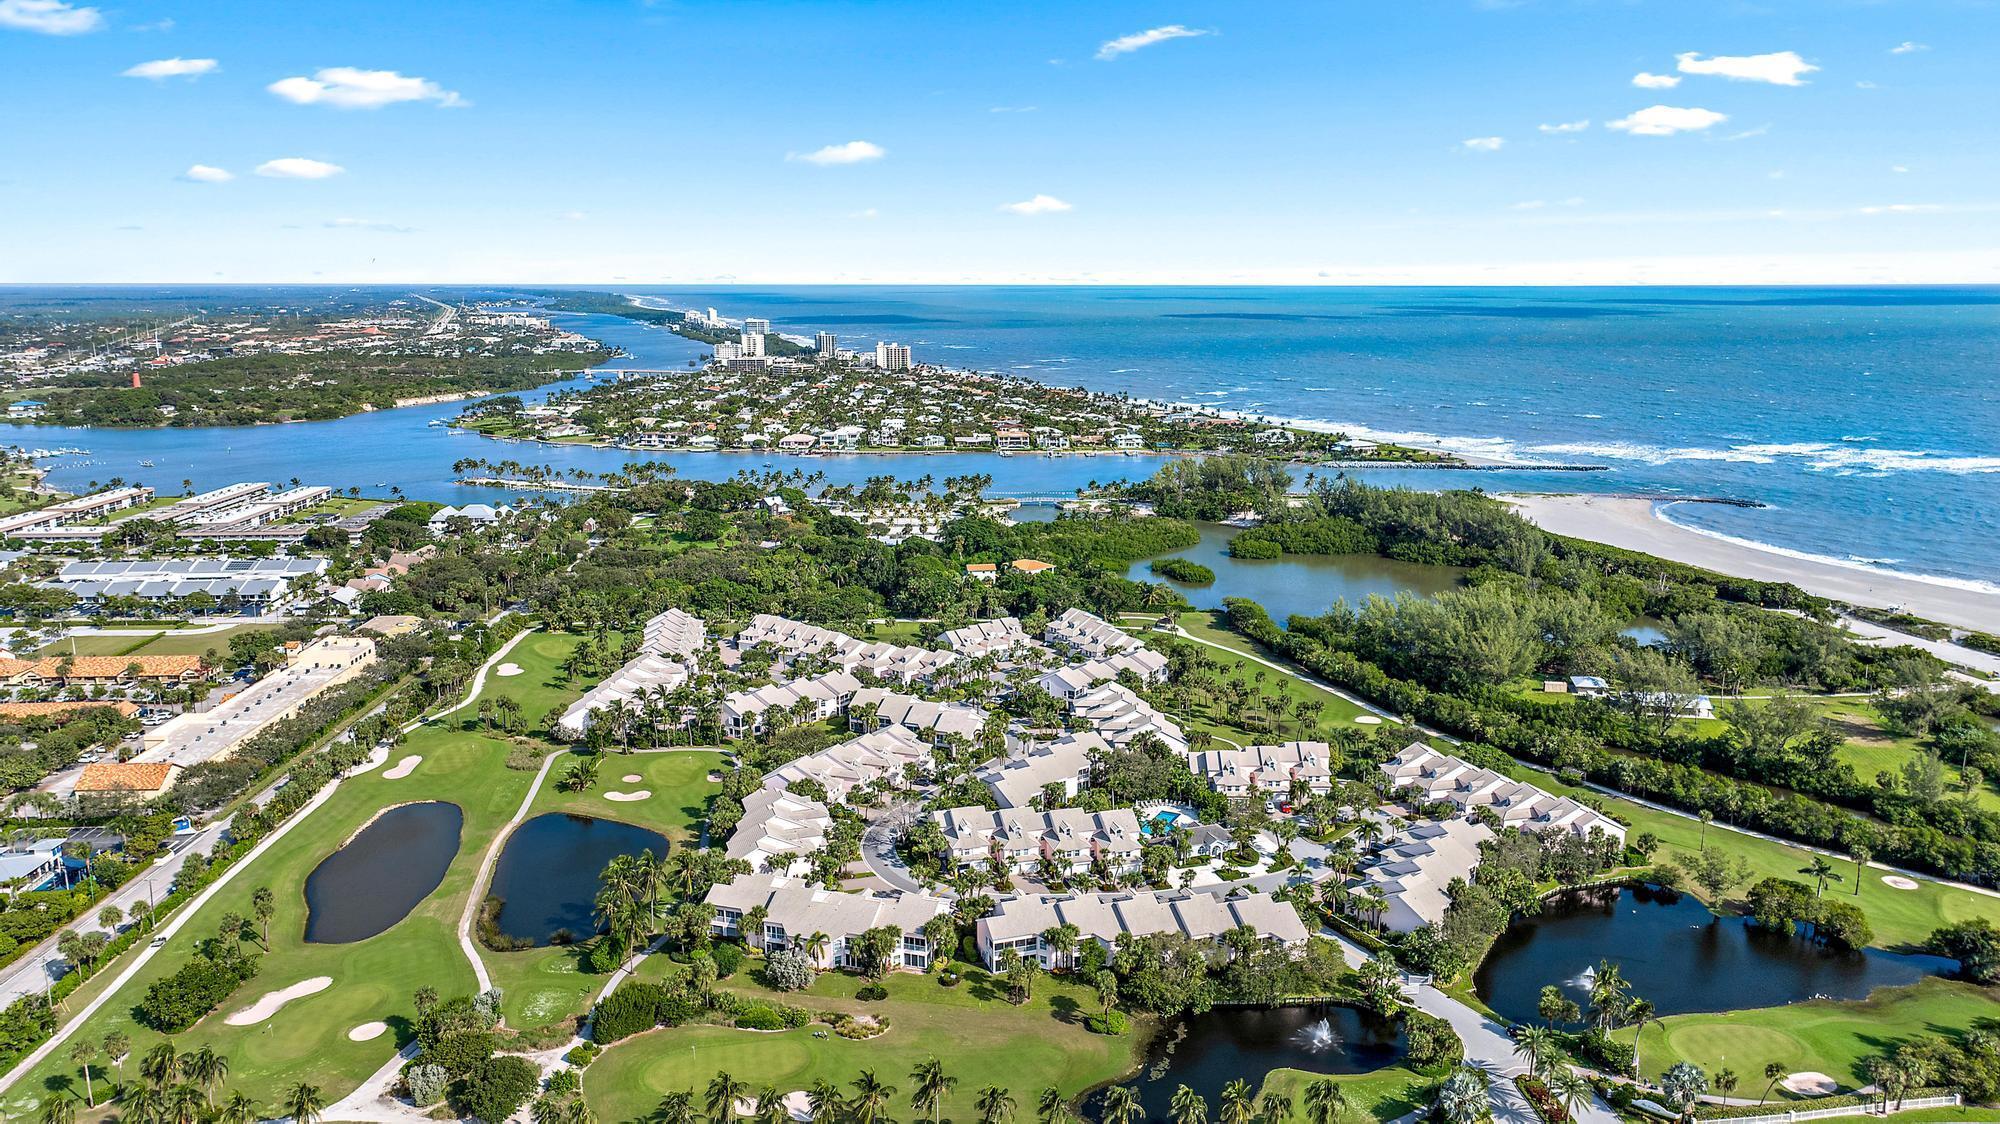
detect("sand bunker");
top-left (225, 976), bottom-right (333, 1026)
top-left (1782, 1072), bottom-right (1839, 1096)
top-left (1881, 875), bottom-right (1920, 891)
top-left (622, 774), bottom-right (643, 783)
top-left (382, 755), bottom-right (422, 780)
top-left (347, 1021), bottom-right (389, 1042)
top-left (604, 790), bottom-right (651, 802)
top-left (783, 1091), bottom-right (813, 1121)
top-left (1353, 715), bottom-right (1382, 725)
top-left (494, 662), bottom-right (524, 677)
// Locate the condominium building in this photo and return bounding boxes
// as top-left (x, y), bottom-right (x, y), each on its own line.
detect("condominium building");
top-left (976, 731), bottom-right (1106, 810)
top-left (933, 806), bottom-right (1144, 877)
top-left (1190, 741), bottom-right (1335, 799)
top-left (1044, 608), bottom-right (1142, 659)
top-left (1035, 648), bottom-right (1170, 700)
top-left (976, 888), bottom-right (1310, 970)
top-left (846, 687), bottom-right (985, 746)
top-left (721, 670), bottom-right (864, 739)
top-left (815, 331), bottom-right (838, 357)
top-left (1350, 817), bottom-right (1494, 933)
top-left (706, 872), bottom-right (949, 972)
top-left (1380, 743), bottom-right (1626, 844)
top-left (1067, 682), bottom-right (1188, 755)
top-left (874, 341), bottom-right (912, 372)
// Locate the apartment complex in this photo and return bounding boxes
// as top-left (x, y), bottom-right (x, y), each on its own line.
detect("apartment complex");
top-left (976, 888), bottom-right (1310, 970)
top-left (933, 806), bottom-right (1144, 877)
top-left (707, 872), bottom-right (948, 972)
top-left (1380, 743), bottom-right (1626, 844)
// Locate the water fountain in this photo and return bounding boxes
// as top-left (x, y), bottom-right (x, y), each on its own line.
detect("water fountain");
top-left (1291, 1018), bottom-right (1344, 1054)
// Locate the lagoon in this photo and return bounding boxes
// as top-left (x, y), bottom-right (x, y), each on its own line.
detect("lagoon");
top-left (487, 812), bottom-right (670, 946)
top-left (1123, 519), bottom-right (1463, 624)
top-left (1473, 886), bottom-right (1954, 1023)
top-left (303, 801), bottom-right (463, 944)
top-left (1121, 1004), bottom-right (1403, 1118)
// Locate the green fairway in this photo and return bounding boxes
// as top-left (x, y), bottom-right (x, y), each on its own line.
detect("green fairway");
top-left (1254, 1064), bottom-right (1430, 1121)
top-left (4, 631), bottom-right (591, 1119)
top-left (1626, 977), bottom-right (2000, 1088)
top-left (583, 968), bottom-right (1139, 1123)
top-left (482, 747), bottom-right (724, 1028)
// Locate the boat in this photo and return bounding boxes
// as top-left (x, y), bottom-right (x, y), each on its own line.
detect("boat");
top-left (138, 460), bottom-right (155, 467)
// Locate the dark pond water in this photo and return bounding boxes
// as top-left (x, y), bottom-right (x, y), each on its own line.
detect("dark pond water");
top-left (487, 813), bottom-right (670, 946)
top-left (1622, 617), bottom-right (1669, 646)
top-left (1474, 886), bottom-right (1956, 1022)
top-left (1117, 1004), bottom-right (1404, 1117)
top-left (304, 801), bottom-right (463, 943)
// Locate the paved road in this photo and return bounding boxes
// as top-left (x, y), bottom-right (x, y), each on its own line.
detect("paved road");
top-left (1837, 615), bottom-right (2000, 693)
top-left (860, 800), bottom-right (930, 895)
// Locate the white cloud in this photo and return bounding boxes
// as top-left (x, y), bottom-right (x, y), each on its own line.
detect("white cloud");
top-left (268, 67), bottom-right (464, 109)
top-left (1859, 203), bottom-right (1944, 215)
top-left (325, 217), bottom-right (412, 232)
top-left (1000, 194), bottom-right (1073, 215)
top-left (181, 164), bottom-right (232, 183)
top-left (560, 210), bottom-right (587, 221)
top-left (787, 140), bottom-right (885, 166)
top-left (1511, 200), bottom-right (1547, 210)
top-left (1890, 41), bottom-right (1928, 54)
top-left (255, 157), bottom-right (344, 179)
top-left (0, 0), bottom-right (100, 34)
top-left (1095, 24), bottom-right (1209, 60)
top-left (1607, 105), bottom-right (1728, 136)
top-left (1632, 72), bottom-right (1681, 89)
top-left (851, 207), bottom-right (880, 220)
top-left (1461, 136), bottom-right (1505, 152)
top-left (1855, 80), bottom-right (1878, 89)
top-left (1892, 165), bottom-right (1909, 174)
top-left (1538, 120), bottom-right (1589, 134)
top-left (1675, 50), bottom-right (1818, 86)
top-left (123, 57), bottom-right (217, 79)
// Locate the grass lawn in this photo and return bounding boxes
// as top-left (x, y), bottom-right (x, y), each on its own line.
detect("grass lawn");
top-left (4, 631), bottom-right (593, 1120)
top-left (1255, 1064), bottom-right (1430, 1121)
top-left (482, 747), bottom-right (723, 1028)
top-left (584, 967), bottom-right (1139, 1123)
top-left (1808, 698), bottom-right (2000, 813)
top-left (32, 622), bottom-right (282, 659)
top-left (1625, 977), bottom-right (2000, 1087)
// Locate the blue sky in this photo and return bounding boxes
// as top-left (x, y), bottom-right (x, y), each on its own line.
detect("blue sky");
top-left (3, 0), bottom-right (1996, 284)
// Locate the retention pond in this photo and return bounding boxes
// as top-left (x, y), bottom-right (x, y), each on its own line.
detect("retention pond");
top-left (1118, 1004), bottom-right (1404, 1118)
top-left (304, 801), bottom-right (464, 943)
top-left (487, 813), bottom-right (670, 946)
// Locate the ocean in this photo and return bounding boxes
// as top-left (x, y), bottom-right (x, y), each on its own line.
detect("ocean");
top-left (6, 285), bottom-right (1996, 589)
top-left (628, 285), bottom-right (2000, 589)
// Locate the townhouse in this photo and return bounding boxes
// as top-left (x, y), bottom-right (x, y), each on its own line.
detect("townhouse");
top-left (933, 806), bottom-right (1144, 877)
top-left (1044, 607), bottom-right (1142, 659)
top-left (1349, 817), bottom-right (1494, 933)
top-left (846, 687), bottom-right (985, 746)
top-left (735, 614), bottom-right (960, 684)
top-left (1190, 741), bottom-right (1335, 800)
top-left (706, 873), bottom-right (950, 972)
top-left (556, 609), bottom-right (708, 738)
top-left (977, 731), bottom-right (1106, 809)
top-left (766, 724), bottom-right (934, 802)
top-left (1380, 743), bottom-right (1626, 844)
top-left (725, 787), bottom-right (834, 876)
top-left (937, 617), bottom-right (1040, 660)
top-left (721, 670), bottom-right (863, 739)
top-left (976, 888), bottom-right (1310, 970)
top-left (1035, 648), bottom-right (1171, 700)
top-left (1067, 682), bottom-right (1189, 755)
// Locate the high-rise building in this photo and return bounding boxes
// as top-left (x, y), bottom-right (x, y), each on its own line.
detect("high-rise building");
top-left (740, 325), bottom-right (765, 358)
top-left (875, 341), bottom-right (912, 371)
top-left (815, 332), bottom-right (838, 357)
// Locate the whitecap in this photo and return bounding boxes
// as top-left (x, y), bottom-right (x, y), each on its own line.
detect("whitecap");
top-left (1654, 505), bottom-right (2000, 596)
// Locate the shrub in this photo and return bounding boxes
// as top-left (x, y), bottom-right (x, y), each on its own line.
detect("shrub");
top-left (1516, 1076), bottom-right (1570, 1124)
top-left (1087, 1011), bottom-right (1130, 1036)
top-left (472, 988), bottom-right (504, 1026)
top-left (426, 1029), bottom-right (498, 1077)
top-left (404, 1064), bottom-right (448, 1107)
top-left (1403, 1009), bottom-right (1463, 1074)
top-left (450, 1055), bottom-right (541, 1123)
top-left (546, 1069), bottom-right (582, 1097)
top-left (711, 941), bottom-right (744, 978)
top-left (855, 984), bottom-right (888, 1001)
top-left (135, 953), bottom-right (259, 1033)
top-left (735, 1007), bottom-right (785, 1030)
top-left (1227, 537), bottom-right (1282, 560)
top-left (763, 950), bottom-right (815, 992)
top-left (591, 982), bottom-right (666, 1044)
top-left (1577, 1029), bottom-right (1634, 1075)
top-left (566, 1041), bottom-right (599, 1068)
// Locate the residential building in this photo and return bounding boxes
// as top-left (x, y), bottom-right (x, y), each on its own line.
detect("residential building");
top-left (1067, 682), bottom-right (1188, 754)
top-left (874, 341), bottom-right (912, 372)
top-left (977, 731), bottom-right (1106, 810)
top-left (1035, 648), bottom-right (1170, 699)
top-left (0, 654), bottom-right (208, 688)
top-left (1010, 559), bottom-right (1054, 575)
top-left (1350, 817), bottom-right (1493, 933)
top-left (815, 331), bottom-right (838, 357)
top-left (933, 806), bottom-right (1143, 876)
top-left (976, 888), bottom-right (1310, 970)
top-left (706, 872), bottom-right (948, 971)
top-left (721, 670), bottom-right (863, 739)
top-left (994, 428), bottom-right (1031, 451)
top-left (726, 787), bottom-right (833, 876)
top-left (766, 724), bottom-right (934, 803)
top-left (937, 617), bottom-right (1038, 659)
top-left (846, 687), bottom-right (985, 745)
top-left (428, 503), bottom-right (511, 534)
top-left (41, 556), bottom-right (328, 613)
top-left (73, 762), bottom-right (184, 799)
top-left (1190, 741), bottom-right (1335, 799)
top-left (1045, 607), bottom-right (1141, 658)
top-left (1380, 743), bottom-right (1626, 844)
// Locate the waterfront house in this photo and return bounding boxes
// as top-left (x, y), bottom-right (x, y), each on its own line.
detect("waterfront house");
top-left (1351, 817), bottom-right (1494, 933)
top-left (976, 887), bottom-right (1309, 970)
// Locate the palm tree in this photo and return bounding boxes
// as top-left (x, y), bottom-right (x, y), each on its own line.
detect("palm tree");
top-left (1760, 1062), bottom-right (1787, 1106)
top-left (186, 1045), bottom-right (227, 1105)
top-left (37, 1096), bottom-right (74, 1124)
top-left (1587, 960), bottom-right (1632, 1032)
top-left (103, 1030), bottom-right (129, 1092)
top-left (68, 1040), bottom-right (97, 1108)
top-left (1434, 1067), bottom-right (1490, 1124)
top-left (755, 1085), bottom-right (789, 1124)
top-left (252, 886), bottom-right (276, 947)
top-left (1170, 1085), bottom-right (1210, 1124)
top-left (806, 1080), bottom-right (845, 1123)
top-left (1100, 1086), bottom-right (1144, 1124)
top-left (707, 1073), bottom-right (749, 1124)
top-left (141, 1041), bottom-right (181, 1090)
top-left (1037, 1087), bottom-right (1075, 1124)
top-left (849, 1071), bottom-right (897, 1124)
top-left (1259, 1091), bottom-right (1294, 1124)
top-left (1626, 998), bottom-right (1659, 1077)
top-left (977, 1086), bottom-right (1017, 1124)
top-left (286, 1082), bottom-right (326, 1124)
top-left (1800, 856), bottom-right (1840, 897)
top-left (1661, 1063), bottom-right (1709, 1122)
top-left (1303, 1080), bottom-right (1348, 1124)
top-left (1219, 1081), bottom-right (1256, 1124)
top-left (216, 1091), bottom-right (261, 1124)
top-left (657, 1091), bottom-right (699, 1124)
top-left (913, 1058), bottom-right (957, 1124)
top-left (1513, 1025), bottom-right (1558, 1080)
top-left (1551, 1070), bottom-right (1594, 1119)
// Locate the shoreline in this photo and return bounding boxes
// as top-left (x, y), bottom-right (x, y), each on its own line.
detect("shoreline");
top-left (1504, 493), bottom-right (2000, 634)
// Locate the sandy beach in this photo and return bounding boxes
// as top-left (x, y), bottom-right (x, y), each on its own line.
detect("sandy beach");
top-left (1506, 494), bottom-right (2000, 635)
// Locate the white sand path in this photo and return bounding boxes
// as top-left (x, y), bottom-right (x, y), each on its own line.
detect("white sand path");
top-left (604, 790), bottom-right (651, 802)
top-left (225, 976), bottom-right (333, 1026)
top-left (382, 755), bottom-right (422, 780)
